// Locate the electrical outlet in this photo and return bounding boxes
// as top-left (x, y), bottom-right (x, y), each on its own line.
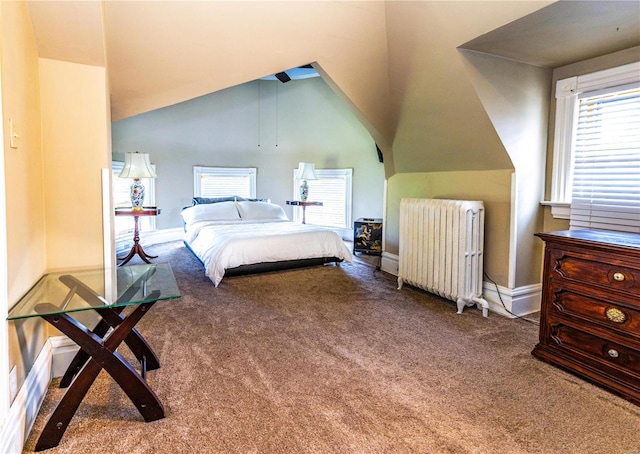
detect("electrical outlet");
top-left (9, 366), bottom-right (18, 402)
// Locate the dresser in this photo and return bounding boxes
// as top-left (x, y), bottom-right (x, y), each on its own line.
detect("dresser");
top-left (532, 229), bottom-right (640, 406)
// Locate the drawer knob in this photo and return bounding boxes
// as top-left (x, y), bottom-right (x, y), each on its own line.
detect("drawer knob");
top-left (613, 272), bottom-right (625, 281)
top-left (605, 307), bottom-right (627, 323)
top-left (607, 349), bottom-right (619, 359)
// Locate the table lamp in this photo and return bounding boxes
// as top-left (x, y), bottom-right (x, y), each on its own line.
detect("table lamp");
top-left (296, 162), bottom-right (317, 201)
top-left (118, 151), bottom-right (157, 210)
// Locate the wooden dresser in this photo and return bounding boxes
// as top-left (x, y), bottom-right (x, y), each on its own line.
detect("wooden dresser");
top-left (533, 229), bottom-right (640, 406)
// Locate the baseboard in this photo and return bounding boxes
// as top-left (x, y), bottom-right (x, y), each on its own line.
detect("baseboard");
top-left (381, 251), bottom-right (399, 276)
top-left (380, 251), bottom-right (541, 317)
top-left (482, 281), bottom-right (541, 317)
top-left (0, 341), bottom-right (53, 454)
top-left (142, 227), bottom-right (183, 246)
top-left (49, 336), bottom-right (79, 378)
top-left (0, 335), bottom-right (78, 454)
top-left (116, 227), bottom-right (183, 255)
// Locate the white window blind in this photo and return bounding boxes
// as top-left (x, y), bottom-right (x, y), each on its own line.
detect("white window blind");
top-left (193, 166), bottom-right (256, 198)
top-left (293, 169), bottom-right (352, 231)
top-left (550, 61), bottom-right (640, 220)
top-left (569, 85), bottom-right (640, 233)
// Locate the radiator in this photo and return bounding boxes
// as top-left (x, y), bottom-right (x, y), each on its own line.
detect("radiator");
top-left (397, 198), bottom-right (489, 317)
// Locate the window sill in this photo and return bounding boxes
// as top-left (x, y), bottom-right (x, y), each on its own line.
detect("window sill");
top-left (540, 201), bottom-right (570, 220)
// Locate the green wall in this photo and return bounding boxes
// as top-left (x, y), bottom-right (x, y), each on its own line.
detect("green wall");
top-left (386, 170), bottom-right (513, 285)
top-left (112, 77), bottom-right (385, 231)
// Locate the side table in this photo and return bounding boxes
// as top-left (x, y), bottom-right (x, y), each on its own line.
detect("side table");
top-left (7, 264), bottom-right (181, 451)
top-left (285, 200), bottom-right (323, 224)
top-left (115, 207), bottom-right (160, 266)
top-left (354, 218), bottom-right (383, 255)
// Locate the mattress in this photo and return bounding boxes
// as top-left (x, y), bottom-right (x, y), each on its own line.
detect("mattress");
top-left (184, 219), bottom-right (353, 286)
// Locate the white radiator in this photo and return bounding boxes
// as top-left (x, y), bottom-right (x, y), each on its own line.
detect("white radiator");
top-left (397, 198), bottom-right (489, 317)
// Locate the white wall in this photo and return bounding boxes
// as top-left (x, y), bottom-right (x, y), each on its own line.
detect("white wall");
top-left (459, 51), bottom-right (551, 287)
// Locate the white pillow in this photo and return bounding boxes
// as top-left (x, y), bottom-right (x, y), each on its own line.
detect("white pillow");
top-left (181, 201), bottom-right (241, 225)
top-left (236, 201), bottom-right (288, 221)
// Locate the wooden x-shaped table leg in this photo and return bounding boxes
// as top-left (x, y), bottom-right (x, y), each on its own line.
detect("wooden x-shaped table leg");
top-left (34, 292), bottom-right (164, 451)
top-left (57, 275), bottom-right (160, 388)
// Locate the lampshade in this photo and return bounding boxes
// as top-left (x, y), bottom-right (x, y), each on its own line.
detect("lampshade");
top-left (118, 152), bottom-right (158, 179)
top-left (296, 162), bottom-right (317, 202)
top-left (295, 162), bottom-right (317, 181)
top-left (118, 152), bottom-right (157, 210)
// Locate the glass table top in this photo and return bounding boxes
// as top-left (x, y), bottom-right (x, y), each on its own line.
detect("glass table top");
top-left (7, 263), bottom-right (181, 320)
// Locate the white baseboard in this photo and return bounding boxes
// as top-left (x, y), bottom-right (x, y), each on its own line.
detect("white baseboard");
top-left (142, 227), bottom-right (183, 246)
top-left (0, 340), bottom-right (53, 454)
top-left (381, 251), bottom-right (399, 276)
top-left (482, 281), bottom-right (541, 317)
top-left (380, 251), bottom-right (541, 317)
top-left (0, 335), bottom-right (77, 454)
top-left (116, 227), bottom-right (184, 255)
top-left (49, 336), bottom-right (79, 378)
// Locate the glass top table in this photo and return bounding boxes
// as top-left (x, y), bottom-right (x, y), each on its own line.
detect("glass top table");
top-left (8, 263), bottom-right (180, 320)
top-left (8, 263), bottom-right (181, 451)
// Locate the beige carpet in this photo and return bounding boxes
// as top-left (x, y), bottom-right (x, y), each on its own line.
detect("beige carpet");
top-left (23, 241), bottom-right (640, 453)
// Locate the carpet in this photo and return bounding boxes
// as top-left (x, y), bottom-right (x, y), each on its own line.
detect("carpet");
top-left (23, 241), bottom-right (640, 453)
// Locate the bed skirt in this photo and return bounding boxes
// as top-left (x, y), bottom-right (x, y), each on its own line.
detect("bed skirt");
top-left (184, 241), bottom-right (342, 279)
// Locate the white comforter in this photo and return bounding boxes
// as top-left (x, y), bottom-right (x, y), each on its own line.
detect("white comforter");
top-left (184, 220), bottom-right (353, 286)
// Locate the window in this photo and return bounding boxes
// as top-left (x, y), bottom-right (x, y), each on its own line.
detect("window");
top-left (550, 62), bottom-right (640, 228)
top-left (193, 166), bottom-right (256, 198)
top-left (112, 161), bottom-right (156, 247)
top-left (293, 168), bottom-right (352, 234)
top-left (569, 86), bottom-right (640, 232)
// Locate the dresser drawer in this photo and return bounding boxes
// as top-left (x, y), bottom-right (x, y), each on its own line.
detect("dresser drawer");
top-left (550, 249), bottom-right (640, 293)
top-left (549, 323), bottom-right (640, 376)
top-left (548, 283), bottom-right (640, 339)
top-left (535, 230), bottom-right (640, 406)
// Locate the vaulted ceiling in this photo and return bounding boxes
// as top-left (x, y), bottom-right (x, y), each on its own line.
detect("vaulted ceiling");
top-left (25, 1), bottom-right (640, 175)
top-left (460, 1), bottom-right (639, 67)
top-left (27, 1), bottom-right (639, 119)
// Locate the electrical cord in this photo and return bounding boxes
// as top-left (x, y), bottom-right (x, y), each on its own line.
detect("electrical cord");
top-left (352, 251), bottom-right (383, 277)
top-left (369, 255), bottom-right (383, 277)
top-left (360, 254), bottom-right (539, 325)
top-left (375, 254), bottom-right (382, 273)
top-left (483, 272), bottom-right (539, 325)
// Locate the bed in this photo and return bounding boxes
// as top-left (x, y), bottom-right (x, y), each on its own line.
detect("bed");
top-left (181, 198), bottom-right (353, 286)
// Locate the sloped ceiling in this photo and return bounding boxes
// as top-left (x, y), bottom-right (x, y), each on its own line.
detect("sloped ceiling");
top-left (460, 0), bottom-right (640, 68)
top-left (26, 0), bottom-right (105, 67)
top-left (102, 2), bottom-right (390, 126)
top-left (385, 0), bottom-right (639, 173)
top-left (30, 0), bottom-right (394, 148)
top-left (25, 1), bottom-right (640, 174)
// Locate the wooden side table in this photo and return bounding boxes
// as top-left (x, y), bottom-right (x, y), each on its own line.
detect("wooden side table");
top-left (286, 201), bottom-right (323, 224)
top-left (7, 264), bottom-right (181, 451)
top-left (115, 207), bottom-right (161, 266)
